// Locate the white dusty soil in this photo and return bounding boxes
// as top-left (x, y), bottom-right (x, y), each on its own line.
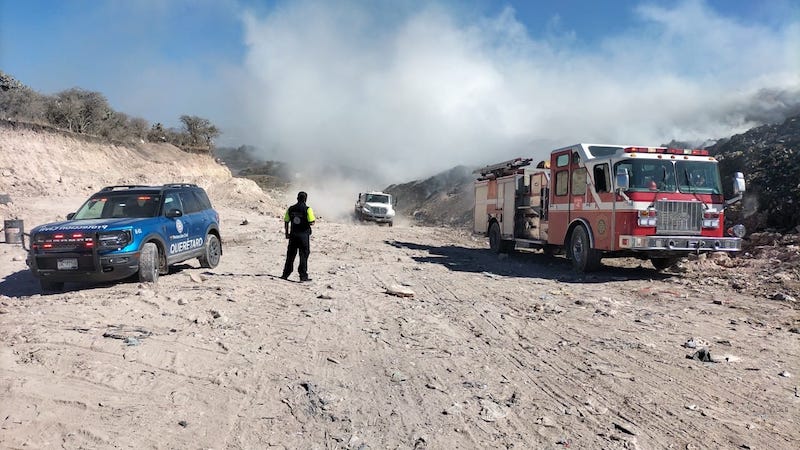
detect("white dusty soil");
top-left (1, 125), bottom-right (799, 449)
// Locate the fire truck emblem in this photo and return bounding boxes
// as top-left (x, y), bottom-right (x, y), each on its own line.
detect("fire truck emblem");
top-left (597, 219), bottom-right (607, 235)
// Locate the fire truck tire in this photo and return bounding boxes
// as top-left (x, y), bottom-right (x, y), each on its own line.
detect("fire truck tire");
top-left (139, 242), bottom-right (159, 283)
top-left (569, 226), bottom-right (601, 272)
top-left (650, 257), bottom-right (681, 271)
top-left (489, 222), bottom-right (502, 253)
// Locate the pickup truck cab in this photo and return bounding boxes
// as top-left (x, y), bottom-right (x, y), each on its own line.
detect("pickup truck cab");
top-left (27, 184), bottom-right (222, 292)
top-left (354, 191), bottom-right (396, 226)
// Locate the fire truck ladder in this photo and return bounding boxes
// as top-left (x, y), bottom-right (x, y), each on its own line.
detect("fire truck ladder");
top-left (475, 157), bottom-right (533, 180)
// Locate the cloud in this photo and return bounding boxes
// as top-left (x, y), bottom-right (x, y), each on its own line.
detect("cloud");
top-left (232, 0), bottom-right (799, 190)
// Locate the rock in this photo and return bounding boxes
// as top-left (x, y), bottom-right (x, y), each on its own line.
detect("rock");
top-left (177, 298), bottom-right (187, 305)
top-left (769, 292), bottom-right (797, 303)
top-left (317, 294), bottom-right (333, 300)
top-left (443, 403), bottom-right (462, 416)
top-left (178, 420), bottom-right (188, 427)
top-left (124, 337), bottom-right (141, 346)
top-left (779, 371), bottom-right (791, 378)
top-left (209, 310), bottom-right (222, 319)
top-left (240, 219), bottom-right (249, 225)
top-left (189, 273), bottom-right (203, 283)
top-left (386, 284), bottom-right (414, 298)
top-left (536, 416), bottom-right (557, 427)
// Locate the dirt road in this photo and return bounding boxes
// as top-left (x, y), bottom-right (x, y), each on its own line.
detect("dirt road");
top-left (1, 200), bottom-right (798, 449)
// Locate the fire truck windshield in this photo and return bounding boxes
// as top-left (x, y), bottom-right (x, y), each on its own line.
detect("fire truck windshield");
top-left (615, 160), bottom-right (721, 194)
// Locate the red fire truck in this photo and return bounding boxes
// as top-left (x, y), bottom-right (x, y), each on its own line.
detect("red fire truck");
top-left (473, 143), bottom-right (746, 272)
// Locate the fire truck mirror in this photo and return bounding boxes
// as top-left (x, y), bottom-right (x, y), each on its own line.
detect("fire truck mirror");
top-left (615, 168), bottom-right (630, 191)
top-left (733, 172), bottom-right (746, 195)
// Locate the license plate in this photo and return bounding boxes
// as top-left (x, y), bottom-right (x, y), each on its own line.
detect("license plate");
top-left (57, 258), bottom-right (78, 270)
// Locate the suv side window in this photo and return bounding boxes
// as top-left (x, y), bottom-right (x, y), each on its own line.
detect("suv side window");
top-left (193, 189), bottom-right (212, 210)
top-left (164, 192), bottom-right (184, 215)
top-left (179, 190), bottom-right (203, 214)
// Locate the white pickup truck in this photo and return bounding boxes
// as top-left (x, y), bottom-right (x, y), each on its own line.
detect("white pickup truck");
top-left (354, 191), bottom-right (396, 226)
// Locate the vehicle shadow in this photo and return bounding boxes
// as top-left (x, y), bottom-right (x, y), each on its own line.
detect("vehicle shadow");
top-left (0, 262), bottom-right (213, 298)
top-left (0, 269), bottom-right (43, 297)
top-left (386, 240), bottom-right (671, 283)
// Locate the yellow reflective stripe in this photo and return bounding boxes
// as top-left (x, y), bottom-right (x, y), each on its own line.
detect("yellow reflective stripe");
top-left (284, 209), bottom-right (290, 222)
top-left (307, 207), bottom-right (316, 222)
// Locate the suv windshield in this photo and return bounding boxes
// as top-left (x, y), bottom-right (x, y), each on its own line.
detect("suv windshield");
top-left (73, 194), bottom-right (162, 219)
top-left (614, 160), bottom-right (721, 194)
top-left (366, 194), bottom-right (390, 203)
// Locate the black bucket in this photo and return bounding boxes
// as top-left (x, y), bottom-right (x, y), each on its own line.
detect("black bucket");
top-left (3, 219), bottom-right (23, 244)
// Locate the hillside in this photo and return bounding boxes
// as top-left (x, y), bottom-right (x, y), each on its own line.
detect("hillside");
top-left (0, 119), bottom-right (283, 226)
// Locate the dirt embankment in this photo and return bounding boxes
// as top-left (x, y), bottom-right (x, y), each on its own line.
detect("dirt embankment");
top-left (0, 125), bottom-right (798, 449)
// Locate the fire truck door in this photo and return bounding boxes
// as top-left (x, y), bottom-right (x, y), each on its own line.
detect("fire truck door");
top-left (547, 150), bottom-right (573, 245)
top-left (496, 176), bottom-right (516, 238)
top-left (474, 182), bottom-right (488, 234)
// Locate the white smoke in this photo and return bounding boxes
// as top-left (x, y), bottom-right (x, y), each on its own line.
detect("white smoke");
top-left (229, 0), bottom-right (799, 216)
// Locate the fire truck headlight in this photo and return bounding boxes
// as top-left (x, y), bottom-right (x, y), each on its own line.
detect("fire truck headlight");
top-left (727, 224), bottom-right (746, 238)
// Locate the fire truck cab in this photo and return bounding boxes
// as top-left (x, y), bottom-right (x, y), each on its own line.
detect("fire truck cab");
top-left (473, 143), bottom-right (746, 272)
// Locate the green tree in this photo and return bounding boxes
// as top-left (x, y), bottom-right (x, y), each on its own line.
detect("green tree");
top-left (45, 88), bottom-right (110, 134)
top-left (179, 115), bottom-right (220, 150)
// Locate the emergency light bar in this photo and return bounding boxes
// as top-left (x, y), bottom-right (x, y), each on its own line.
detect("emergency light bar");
top-left (624, 147), bottom-right (709, 156)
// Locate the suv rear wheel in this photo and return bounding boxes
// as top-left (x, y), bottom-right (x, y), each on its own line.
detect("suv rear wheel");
top-left (199, 234), bottom-right (221, 269)
top-left (139, 242), bottom-right (159, 283)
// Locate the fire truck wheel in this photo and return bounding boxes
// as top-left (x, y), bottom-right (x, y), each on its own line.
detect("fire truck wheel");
top-left (650, 257), bottom-right (681, 271)
top-left (489, 222), bottom-right (502, 253)
top-left (570, 226), bottom-right (601, 272)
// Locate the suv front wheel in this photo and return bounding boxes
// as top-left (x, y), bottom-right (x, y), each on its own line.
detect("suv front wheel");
top-left (139, 242), bottom-right (159, 283)
top-left (199, 233), bottom-right (221, 269)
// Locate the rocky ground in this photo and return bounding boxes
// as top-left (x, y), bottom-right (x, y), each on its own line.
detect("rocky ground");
top-left (0, 125), bottom-right (798, 449)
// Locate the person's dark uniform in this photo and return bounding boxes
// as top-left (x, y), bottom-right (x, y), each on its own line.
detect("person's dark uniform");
top-left (281, 191), bottom-right (316, 281)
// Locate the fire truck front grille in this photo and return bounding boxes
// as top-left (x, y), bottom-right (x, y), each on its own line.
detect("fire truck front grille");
top-left (655, 200), bottom-right (702, 235)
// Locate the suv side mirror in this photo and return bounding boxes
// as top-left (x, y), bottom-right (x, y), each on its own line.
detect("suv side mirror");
top-left (615, 168), bottom-right (630, 191)
top-left (67, 212), bottom-right (75, 220)
top-left (166, 208), bottom-right (183, 218)
top-left (733, 172), bottom-right (746, 195)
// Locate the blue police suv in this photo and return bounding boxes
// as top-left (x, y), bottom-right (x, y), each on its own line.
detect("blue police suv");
top-left (27, 184), bottom-right (222, 292)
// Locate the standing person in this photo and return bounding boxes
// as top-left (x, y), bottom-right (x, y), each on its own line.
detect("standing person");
top-left (281, 191), bottom-right (315, 282)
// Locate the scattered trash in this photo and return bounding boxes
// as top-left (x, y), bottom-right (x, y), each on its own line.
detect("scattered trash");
top-left (390, 371), bottom-right (407, 382)
top-left (317, 294), bottom-right (333, 300)
top-left (178, 420), bottom-right (188, 428)
top-left (124, 337), bottom-right (140, 346)
top-left (240, 219), bottom-right (248, 225)
top-left (779, 371), bottom-right (792, 378)
top-left (479, 399), bottom-right (507, 422)
top-left (686, 404), bottom-right (698, 410)
top-left (686, 348), bottom-right (718, 363)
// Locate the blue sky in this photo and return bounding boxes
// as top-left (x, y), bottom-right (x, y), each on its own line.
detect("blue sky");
top-left (1, 0), bottom-right (799, 182)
